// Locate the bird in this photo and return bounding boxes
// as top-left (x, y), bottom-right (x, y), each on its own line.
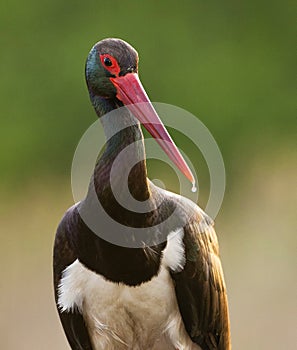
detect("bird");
top-left (53, 38), bottom-right (231, 350)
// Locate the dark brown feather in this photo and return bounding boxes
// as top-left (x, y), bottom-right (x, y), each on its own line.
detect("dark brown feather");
top-left (170, 217), bottom-right (231, 350)
top-left (53, 207), bottom-right (94, 350)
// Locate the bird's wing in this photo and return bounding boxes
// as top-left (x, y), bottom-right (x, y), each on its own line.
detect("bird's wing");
top-left (53, 207), bottom-right (94, 350)
top-left (170, 216), bottom-right (231, 350)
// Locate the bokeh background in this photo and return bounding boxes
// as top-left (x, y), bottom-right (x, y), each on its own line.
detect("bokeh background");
top-left (1, 1), bottom-right (296, 349)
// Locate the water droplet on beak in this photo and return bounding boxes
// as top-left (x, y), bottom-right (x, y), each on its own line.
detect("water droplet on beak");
top-left (191, 180), bottom-right (197, 193)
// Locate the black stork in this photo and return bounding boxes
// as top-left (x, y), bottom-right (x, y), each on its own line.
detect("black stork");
top-left (53, 38), bottom-right (231, 350)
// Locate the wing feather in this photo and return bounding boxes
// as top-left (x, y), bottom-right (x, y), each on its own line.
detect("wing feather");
top-left (53, 207), bottom-right (94, 350)
top-left (171, 218), bottom-right (231, 350)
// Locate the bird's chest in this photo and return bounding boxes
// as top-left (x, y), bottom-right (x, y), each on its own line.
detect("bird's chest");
top-left (58, 229), bottom-right (199, 349)
top-left (59, 260), bottom-right (181, 349)
top-left (85, 266), bottom-right (179, 349)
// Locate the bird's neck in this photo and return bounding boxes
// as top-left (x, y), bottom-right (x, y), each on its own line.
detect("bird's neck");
top-left (76, 94), bottom-right (165, 285)
top-left (89, 94), bottom-right (149, 204)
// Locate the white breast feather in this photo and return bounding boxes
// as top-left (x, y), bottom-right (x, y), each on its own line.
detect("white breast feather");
top-left (162, 228), bottom-right (186, 272)
top-left (58, 259), bottom-right (86, 312)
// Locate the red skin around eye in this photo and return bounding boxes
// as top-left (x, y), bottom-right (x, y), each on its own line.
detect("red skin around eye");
top-left (99, 54), bottom-right (121, 76)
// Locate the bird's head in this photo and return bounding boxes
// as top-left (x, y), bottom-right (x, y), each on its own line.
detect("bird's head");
top-left (85, 38), bottom-right (195, 185)
top-left (86, 38), bottom-right (138, 98)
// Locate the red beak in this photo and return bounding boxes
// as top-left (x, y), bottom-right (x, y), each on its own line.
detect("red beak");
top-left (110, 73), bottom-right (195, 184)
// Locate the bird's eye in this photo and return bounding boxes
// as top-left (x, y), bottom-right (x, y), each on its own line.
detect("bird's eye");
top-left (104, 57), bottom-right (113, 67)
top-left (100, 54), bottom-right (120, 75)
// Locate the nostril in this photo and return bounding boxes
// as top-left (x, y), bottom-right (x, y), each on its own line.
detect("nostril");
top-left (127, 66), bottom-right (136, 73)
top-left (119, 67), bottom-right (136, 76)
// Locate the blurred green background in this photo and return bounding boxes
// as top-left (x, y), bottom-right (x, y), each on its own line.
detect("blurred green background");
top-left (1, 1), bottom-right (296, 349)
